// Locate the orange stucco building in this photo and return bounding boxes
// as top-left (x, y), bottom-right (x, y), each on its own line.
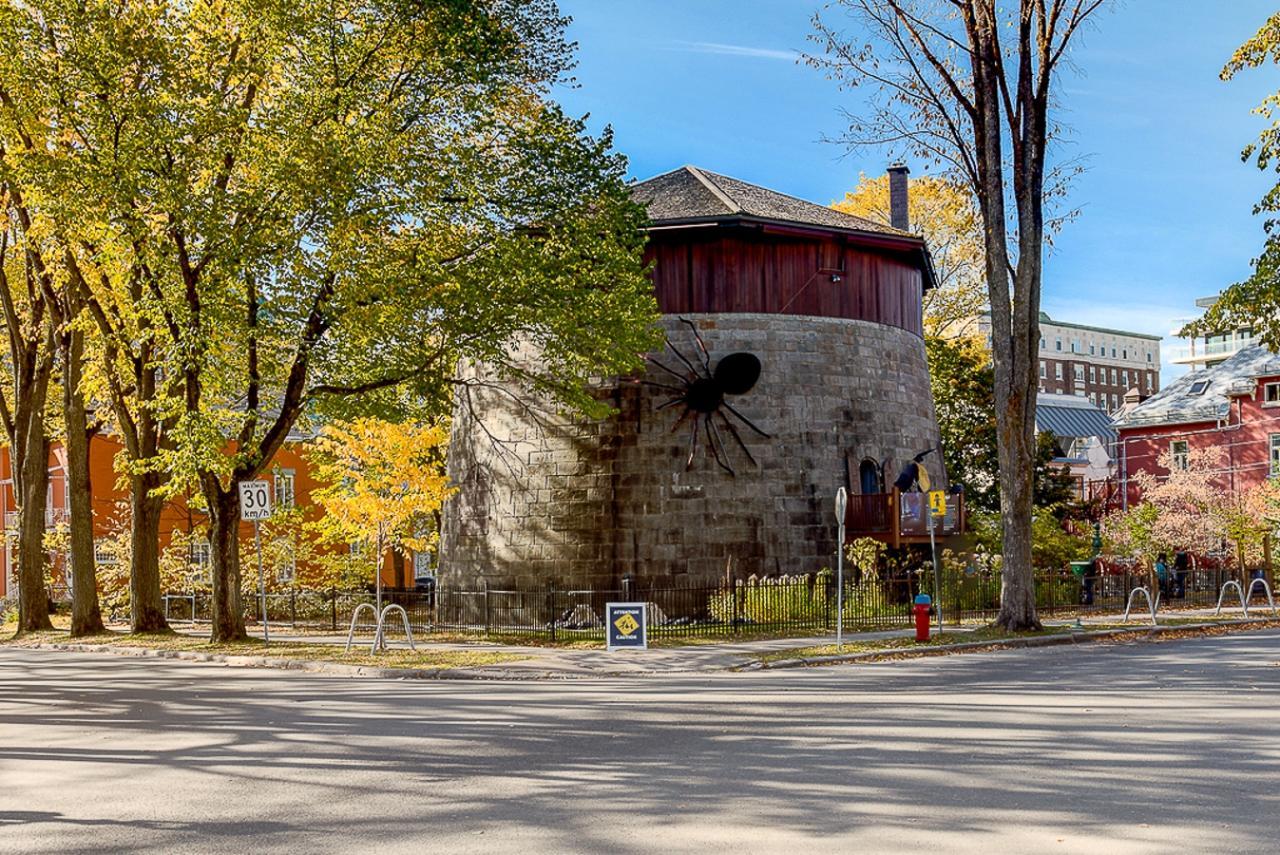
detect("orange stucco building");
top-left (0, 434), bottom-right (425, 602)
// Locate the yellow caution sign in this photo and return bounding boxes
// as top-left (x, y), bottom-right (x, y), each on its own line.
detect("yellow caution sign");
top-left (606, 602), bottom-right (648, 650)
top-left (613, 612), bottom-right (640, 637)
top-left (929, 490), bottom-right (947, 517)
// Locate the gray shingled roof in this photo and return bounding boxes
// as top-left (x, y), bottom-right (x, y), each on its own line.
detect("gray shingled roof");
top-left (1035, 393), bottom-right (1117, 442)
top-left (631, 166), bottom-right (912, 238)
top-left (1116, 345), bottom-right (1280, 429)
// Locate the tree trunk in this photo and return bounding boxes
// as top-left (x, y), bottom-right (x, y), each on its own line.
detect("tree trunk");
top-left (65, 325), bottom-right (104, 637)
top-left (207, 484), bottom-right (248, 642)
top-left (993, 400), bottom-right (1040, 630)
top-left (129, 477), bottom-right (170, 633)
top-left (16, 434), bottom-right (52, 632)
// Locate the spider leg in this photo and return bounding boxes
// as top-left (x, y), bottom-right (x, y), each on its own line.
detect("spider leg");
top-left (656, 396), bottom-right (686, 412)
top-left (716, 409), bottom-right (757, 467)
top-left (685, 414), bottom-right (701, 470)
top-left (706, 415), bottom-right (736, 477)
top-left (636, 379), bottom-right (686, 394)
top-left (666, 337), bottom-right (704, 379)
top-left (670, 407), bottom-right (694, 433)
top-left (722, 401), bottom-right (771, 438)
top-left (644, 354), bottom-right (691, 383)
top-left (677, 316), bottom-right (712, 373)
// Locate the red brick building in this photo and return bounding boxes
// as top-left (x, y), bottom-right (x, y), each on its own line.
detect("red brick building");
top-left (1114, 346), bottom-right (1280, 503)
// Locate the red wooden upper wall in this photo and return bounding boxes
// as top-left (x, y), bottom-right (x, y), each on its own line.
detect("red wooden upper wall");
top-left (644, 228), bottom-right (925, 338)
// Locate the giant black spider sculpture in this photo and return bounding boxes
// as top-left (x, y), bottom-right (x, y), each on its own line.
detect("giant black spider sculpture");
top-left (635, 318), bottom-right (771, 476)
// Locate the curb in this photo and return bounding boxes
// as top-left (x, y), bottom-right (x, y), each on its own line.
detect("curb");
top-left (746, 618), bottom-right (1278, 670)
top-left (15, 617), bottom-right (1280, 680)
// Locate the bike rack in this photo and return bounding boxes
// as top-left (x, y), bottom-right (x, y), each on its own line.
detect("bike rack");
top-left (1244, 578), bottom-right (1279, 618)
top-left (1215, 580), bottom-right (1246, 616)
top-left (344, 602), bottom-right (417, 653)
top-left (373, 604), bottom-right (416, 652)
top-left (1123, 586), bottom-right (1158, 625)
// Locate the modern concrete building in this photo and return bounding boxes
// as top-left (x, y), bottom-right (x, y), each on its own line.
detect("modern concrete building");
top-left (1167, 293), bottom-right (1261, 372)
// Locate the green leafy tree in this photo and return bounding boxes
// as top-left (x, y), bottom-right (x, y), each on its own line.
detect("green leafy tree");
top-left (926, 334), bottom-right (1000, 512)
top-left (1187, 12), bottom-right (1280, 346)
top-left (0, 0), bottom-right (659, 641)
top-left (0, 223), bottom-right (55, 633)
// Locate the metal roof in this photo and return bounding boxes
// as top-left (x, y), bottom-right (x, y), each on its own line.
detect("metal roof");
top-left (1035, 393), bottom-right (1117, 442)
top-left (1116, 345), bottom-right (1280, 429)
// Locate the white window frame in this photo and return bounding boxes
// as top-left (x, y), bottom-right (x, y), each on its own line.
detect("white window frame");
top-left (274, 468), bottom-right (296, 510)
top-left (1170, 440), bottom-right (1190, 471)
top-left (413, 550), bottom-right (433, 580)
top-left (1055, 363), bottom-right (1063, 380)
top-left (1271, 434), bottom-right (1280, 477)
top-left (1263, 382), bottom-right (1280, 408)
top-left (1039, 361), bottom-right (1046, 378)
top-left (188, 539), bottom-right (212, 583)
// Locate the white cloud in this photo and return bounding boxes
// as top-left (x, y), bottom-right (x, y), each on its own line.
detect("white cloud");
top-left (669, 41), bottom-right (799, 61)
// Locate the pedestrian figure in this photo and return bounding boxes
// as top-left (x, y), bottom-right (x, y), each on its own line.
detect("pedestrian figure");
top-left (1082, 556), bottom-right (1097, 606)
top-left (1154, 552), bottom-right (1170, 601)
top-left (1173, 548), bottom-right (1189, 599)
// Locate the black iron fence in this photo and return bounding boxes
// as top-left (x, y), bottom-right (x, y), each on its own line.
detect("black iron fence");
top-left (153, 563), bottom-right (1272, 641)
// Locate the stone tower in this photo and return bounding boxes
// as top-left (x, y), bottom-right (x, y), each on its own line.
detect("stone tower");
top-left (440, 166), bottom-right (941, 590)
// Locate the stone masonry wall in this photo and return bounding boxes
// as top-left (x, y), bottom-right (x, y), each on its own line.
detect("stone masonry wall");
top-left (439, 313), bottom-right (940, 590)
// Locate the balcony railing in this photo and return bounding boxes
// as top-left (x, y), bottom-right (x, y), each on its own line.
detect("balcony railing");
top-left (844, 488), bottom-right (965, 547)
top-left (4, 508), bottom-right (70, 530)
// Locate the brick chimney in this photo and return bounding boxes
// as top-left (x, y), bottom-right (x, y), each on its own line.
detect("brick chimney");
top-left (888, 163), bottom-right (910, 231)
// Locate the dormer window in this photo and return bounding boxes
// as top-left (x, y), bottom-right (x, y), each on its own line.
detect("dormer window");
top-left (1189, 380), bottom-right (1210, 396)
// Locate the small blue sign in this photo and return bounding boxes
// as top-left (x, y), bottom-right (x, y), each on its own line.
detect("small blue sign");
top-left (605, 602), bottom-right (647, 651)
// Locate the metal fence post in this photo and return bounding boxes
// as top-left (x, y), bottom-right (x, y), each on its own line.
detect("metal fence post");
top-left (547, 582), bottom-right (556, 643)
top-left (483, 580), bottom-right (491, 637)
top-left (737, 581), bottom-right (747, 634)
top-left (330, 586), bottom-right (337, 631)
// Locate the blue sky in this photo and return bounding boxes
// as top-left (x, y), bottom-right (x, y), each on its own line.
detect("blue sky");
top-left (555, 0), bottom-right (1280, 384)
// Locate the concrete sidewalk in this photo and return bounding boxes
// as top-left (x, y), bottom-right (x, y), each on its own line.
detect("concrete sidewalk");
top-left (173, 600), bottom-right (1274, 677)
top-left (172, 625), bottom-right (924, 677)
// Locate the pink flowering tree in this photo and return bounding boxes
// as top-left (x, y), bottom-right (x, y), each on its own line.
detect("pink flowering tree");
top-left (1103, 448), bottom-right (1232, 561)
top-left (1104, 448), bottom-right (1280, 569)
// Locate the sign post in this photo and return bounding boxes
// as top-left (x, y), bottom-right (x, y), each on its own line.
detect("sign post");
top-left (239, 480), bottom-right (272, 645)
top-left (605, 602), bottom-right (647, 651)
top-left (834, 487), bottom-right (847, 651)
top-left (927, 489), bottom-right (946, 633)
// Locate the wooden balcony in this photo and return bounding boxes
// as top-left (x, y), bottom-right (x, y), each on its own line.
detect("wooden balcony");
top-left (844, 488), bottom-right (966, 548)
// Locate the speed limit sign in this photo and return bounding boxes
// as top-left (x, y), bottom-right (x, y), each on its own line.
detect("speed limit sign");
top-left (239, 480), bottom-right (273, 521)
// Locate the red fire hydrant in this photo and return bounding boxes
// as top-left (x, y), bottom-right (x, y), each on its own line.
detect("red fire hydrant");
top-left (914, 593), bottom-right (932, 642)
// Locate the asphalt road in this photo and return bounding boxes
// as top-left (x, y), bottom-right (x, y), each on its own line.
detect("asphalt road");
top-left (3, 631), bottom-right (1279, 854)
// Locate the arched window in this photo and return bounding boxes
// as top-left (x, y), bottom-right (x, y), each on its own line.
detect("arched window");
top-left (859, 459), bottom-right (883, 494)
